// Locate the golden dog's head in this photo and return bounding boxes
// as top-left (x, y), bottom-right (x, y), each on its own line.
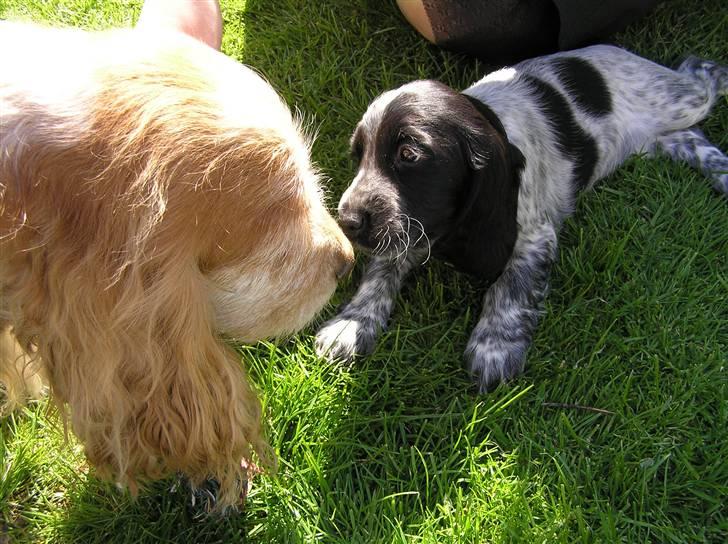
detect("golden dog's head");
top-left (0, 21), bottom-right (352, 506)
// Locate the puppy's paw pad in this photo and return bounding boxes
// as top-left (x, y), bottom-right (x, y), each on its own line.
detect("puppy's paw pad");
top-left (465, 339), bottom-right (527, 393)
top-left (315, 318), bottom-right (374, 362)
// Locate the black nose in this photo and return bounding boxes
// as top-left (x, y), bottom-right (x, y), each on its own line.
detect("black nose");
top-left (338, 210), bottom-right (370, 240)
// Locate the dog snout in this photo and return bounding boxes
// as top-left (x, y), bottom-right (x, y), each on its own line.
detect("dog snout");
top-left (325, 212), bottom-right (355, 280)
top-left (338, 207), bottom-right (371, 241)
top-left (334, 235), bottom-right (355, 280)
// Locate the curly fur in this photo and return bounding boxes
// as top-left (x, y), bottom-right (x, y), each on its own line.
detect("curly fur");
top-left (0, 22), bottom-right (353, 507)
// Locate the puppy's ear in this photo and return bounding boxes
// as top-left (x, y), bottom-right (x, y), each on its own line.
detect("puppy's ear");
top-left (438, 94), bottom-right (525, 282)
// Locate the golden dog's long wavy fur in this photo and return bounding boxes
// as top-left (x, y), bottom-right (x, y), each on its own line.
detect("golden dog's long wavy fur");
top-left (0, 22), bottom-right (353, 507)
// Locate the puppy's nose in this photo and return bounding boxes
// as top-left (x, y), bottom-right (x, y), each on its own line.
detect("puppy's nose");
top-left (338, 210), bottom-right (370, 240)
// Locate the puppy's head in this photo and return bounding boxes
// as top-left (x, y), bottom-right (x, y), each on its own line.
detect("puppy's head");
top-left (338, 80), bottom-right (524, 279)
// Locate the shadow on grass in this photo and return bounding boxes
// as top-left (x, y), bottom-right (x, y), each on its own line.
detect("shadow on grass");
top-left (4, 0), bottom-right (726, 541)
top-left (53, 478), bottom-right (246, 544)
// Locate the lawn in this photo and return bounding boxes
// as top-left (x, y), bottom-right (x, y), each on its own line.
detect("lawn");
top-left (0, 0), bottom-right (726, 542)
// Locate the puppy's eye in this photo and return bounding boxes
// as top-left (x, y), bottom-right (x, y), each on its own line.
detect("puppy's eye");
top-left (398, 145), bottom-right (418, 163)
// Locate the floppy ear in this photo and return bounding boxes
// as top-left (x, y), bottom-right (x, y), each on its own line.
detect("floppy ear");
top-left (10, 220), bottom-right (275, 506)
top-left (0, 89), bottom-right (277, 509)
top-left (437, 94), bottom-right (525, 282)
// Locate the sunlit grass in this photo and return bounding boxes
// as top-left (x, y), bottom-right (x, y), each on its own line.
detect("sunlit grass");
top-left (1, 0), bottom-right (726, 542)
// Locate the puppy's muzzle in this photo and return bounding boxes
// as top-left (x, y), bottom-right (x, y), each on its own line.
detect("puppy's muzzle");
top-left (338, 209), bottom-right (371, 240)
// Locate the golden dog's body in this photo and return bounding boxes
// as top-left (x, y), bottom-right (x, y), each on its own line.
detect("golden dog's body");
top-left (0, 21), bottom-right (352, 507)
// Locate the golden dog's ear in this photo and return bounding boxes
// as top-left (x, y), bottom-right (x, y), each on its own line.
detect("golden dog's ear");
top-left (0, 110), bottom-right (281, 506)
top-left (32, 238), bottom-right (274, 505)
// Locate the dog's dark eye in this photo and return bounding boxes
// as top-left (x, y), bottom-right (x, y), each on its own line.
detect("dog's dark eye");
top-left (398, 145), bottom-right (419, 163)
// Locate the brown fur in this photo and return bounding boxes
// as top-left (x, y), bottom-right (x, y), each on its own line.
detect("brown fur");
top-left (0, 23), bottom-right (353, 507)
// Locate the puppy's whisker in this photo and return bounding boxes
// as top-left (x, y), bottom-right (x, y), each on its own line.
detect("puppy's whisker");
top-left (399, 213), bottom-right (429, 266)
top-left (393, 232), bottom-right (408, 264)
top-left (408, 217), bottom-right (432, 264)
top-left (420, 229), bottom-right (432, 265)
top-left (402, 216), bottom-right (412, 263)
top-left (382, 233), bottom-right (393, 255)
top-left (394, 217), bottom-right (409, 264)
top-left (372, 227), bottom-right (385, 255)
top-left (412, 226), bottom-right (425, 247)
top-left (373, 239), bottom-right (383, 255)
top-left (373, 225), bottom-right (390, 256)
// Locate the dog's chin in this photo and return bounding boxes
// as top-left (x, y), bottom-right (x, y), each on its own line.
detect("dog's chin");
top-left (345, 231), bottom-right (376, 252)
top-left (346, 216), bottom-right (435, 259)
top-left (352, 230), bottom-right (392, 254)
top-left (352, 238), bottom-right (376, 253)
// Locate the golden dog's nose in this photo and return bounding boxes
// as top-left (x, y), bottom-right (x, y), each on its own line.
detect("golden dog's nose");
top-left (336, 257), bottom-right (354, 280)
top-left (335, 234), bottom-right (355, 280)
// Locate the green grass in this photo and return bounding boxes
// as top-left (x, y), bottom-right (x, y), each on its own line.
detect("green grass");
top-left (1, 0), bottom-right (726, 542)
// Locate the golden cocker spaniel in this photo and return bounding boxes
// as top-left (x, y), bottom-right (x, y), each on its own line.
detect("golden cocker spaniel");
top-left (0, 16), bottom-right (353, 508)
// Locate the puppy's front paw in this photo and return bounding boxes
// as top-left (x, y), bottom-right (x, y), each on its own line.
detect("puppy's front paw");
top-left (315, 316), bottom-right (379, 362)
top-left (465, 332), bottom-right (529, 392)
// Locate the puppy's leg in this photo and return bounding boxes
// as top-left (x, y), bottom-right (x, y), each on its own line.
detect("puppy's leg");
top-left (315, 252), bottom-right (422, 361)
top-left (651, 127), bottom-right (728, 195)
top-left (466, 223), bottom-right (557, 391)
top-left (646, 57), bottom-right (728, 195)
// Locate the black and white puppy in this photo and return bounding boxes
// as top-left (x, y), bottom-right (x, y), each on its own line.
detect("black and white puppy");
top-left (316, 45), bottom-right (728, 391)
